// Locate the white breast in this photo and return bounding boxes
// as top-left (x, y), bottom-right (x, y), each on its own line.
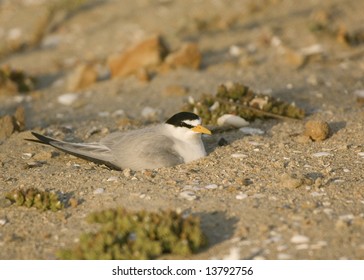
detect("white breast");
top-left (164, 124), bottom-right (207, 163)
top-left (173, 137), bottom-right (206, 163)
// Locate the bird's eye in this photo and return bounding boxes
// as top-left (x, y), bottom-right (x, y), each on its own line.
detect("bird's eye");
top-left (181, 122), bottom-right (194, 129)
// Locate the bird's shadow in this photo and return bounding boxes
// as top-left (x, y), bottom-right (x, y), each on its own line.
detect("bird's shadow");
top-left (329, 121), bottom-right (346, 135)
top-left (203, 119), bottom-right (279, 154)
top-left (196, 211), bottom-right (238, 251)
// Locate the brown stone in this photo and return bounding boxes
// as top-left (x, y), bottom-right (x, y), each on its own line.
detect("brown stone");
top-left (0, 115), bottom-right (16, 140)
top-left (108, 35), bottom-right (168, 78)
top-left (283, 47), bottom-right (306, 68)
top-left (0, 106), bottom-right (26, 140)
top-left (67, 63), bottom-right (98, 91)
top-left (14, 106), bottom-right (25, 131)
top-left (162, 85), bottom-right (188, 96)
top-left (164, 43), bottom-right (202, 70)
top-left (304, 120), bottom-right (330, 141)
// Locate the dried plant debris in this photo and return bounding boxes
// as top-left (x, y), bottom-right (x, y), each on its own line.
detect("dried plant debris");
top-left (58, 208), bottom-right (207, 260)
top-left (0, 106), bottom-right (26, 140)
top-left (0, 65), bottom-right (36, 95)
top-left (337, 26), bottom-right (364, 47)
top-left (184, 83), bottom-right (305, 125)
top-left (309, 10), bottom-right (364, 47)
top-left (5, 188), bottom-right (66, 212)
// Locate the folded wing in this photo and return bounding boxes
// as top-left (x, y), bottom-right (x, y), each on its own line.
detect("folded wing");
top-left (29, 132), bottom-right (120, 169)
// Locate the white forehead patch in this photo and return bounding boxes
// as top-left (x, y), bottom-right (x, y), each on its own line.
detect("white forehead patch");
top-left (183, 118), bottom-right (201, 127)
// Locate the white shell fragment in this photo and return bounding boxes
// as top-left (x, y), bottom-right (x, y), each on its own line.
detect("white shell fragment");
top-left (21, 153), bottom-right (33, 159)
top-left (223, 247), bottom-right (241, 260)
top-left (57, 93), bottom-right (78, 106)
top-left (106, 176), bottom-right (119, 182)
top-left (236, 192), bottom-right (248, 200)
top-left (353, 90), bottom-right (364, 98)
top-left (209, 101), bottom-right (220, 111)
top-left (188, 96), bottom-right (195, 105)
top-left (0, 218), bottom-right (8, 226)
top-left (217, 114), bottom-right (249, 128)
top-left (239, 127), bottom-right (264, 135)
top-left (231, 153), bottom-right (248, 158)
top-left (112, 109), bottom-right (125, 117)
top-left (205, 184), bottom-right (218, 190)
top-left (179, 191), bottom-right (197, 201)
top-left (229, 45), bottom-right (242, 57)
top-left (290, 234), bottom-right (310, 244)
top-left (93, 188), bottom-right (105, 195)
top-left (141, 106), bottom-right (159, 119)
top-left (312, 152), bottom-right (332, 157)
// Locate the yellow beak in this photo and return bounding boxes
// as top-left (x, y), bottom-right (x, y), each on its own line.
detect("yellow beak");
top-left (191, 125), bottom-right (212, 135)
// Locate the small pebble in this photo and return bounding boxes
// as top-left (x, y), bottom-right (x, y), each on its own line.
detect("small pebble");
top-left (296, 244), bottom-right (309, 250)
top-left (231, 153), bottom-right (248, 158)
top-left (209, 101), bottom-right (220, 111)
top-left (205, 184), bottom-right (218, 190)
top-left (338, 214), bottom-right (354, 222)
top-left (33, 151), bottom-right (53, 160)
top-left (26, 161), bottom-right (45, 168)
top-left (93, 188), bottom-right (105, 195)
top-left (57, 93), bottom-right (78, 106)
top-left (68, 198), bottom-right (78, 208)
top-left (290, 234), bottom-right (310, 244)
top-left (239, 127), bottom-right (264, 135)
top-left (223, 247), bottom-right (241, 260)
top-left (141, 107), bottom-right (159, 120)
top-left (236, 192), bottom-right (248, 200)
top-left (277, 253), bottom-right (291, 260)
top-left (280, 173), bottom-right (303, 188)
top-left (311, 241), bottom-right (327, 250)
top-left (21, 153), bottom-right (33, 159)
top-left (179, 191), bottom-right (197, 201)
top-left (248, 141), bottom-right (263, 146)
top-left (139, 193), bottom-right (151, 200)
top-left (310, 191), bottom-right (325, 197)
top-left (229, 45), bottom-right (242, 57)
top-left (358, 152), bottom-right (364, 158)
top-left (98, 111), bottom-right (110, 117)
top-left (312, 152), bottom-right (332, 157)
top-left (0, 218), bottom-right (8, 226)
top-left (123, 168), bottom-right (131, 178)
top-left (323, 208), bottom-right (334, 216)
top-left (0, 198), bottom-right (12, 208)
top-left (112, 109), bottom-right (125, 117)
top-left (107, 176), bottom-right (119, 182)
top-left (41, 34), bottom-right (61, 48)
top-left (353, 89), bottom-right (364, 98)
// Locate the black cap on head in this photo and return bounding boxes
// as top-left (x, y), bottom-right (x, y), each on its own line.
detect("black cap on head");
top-left (165, 112), bottom-right (200, 128)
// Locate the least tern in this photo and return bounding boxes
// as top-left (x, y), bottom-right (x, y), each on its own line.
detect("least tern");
top-left (28, 112), bottom-right (211, 170)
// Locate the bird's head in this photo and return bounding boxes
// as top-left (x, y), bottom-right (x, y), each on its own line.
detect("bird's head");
top-left (165, 112), bottom-right (211, 137)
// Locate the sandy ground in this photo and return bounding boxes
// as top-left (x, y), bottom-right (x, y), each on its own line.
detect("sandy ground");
top-left (0, 0), bottom-right (364, 259)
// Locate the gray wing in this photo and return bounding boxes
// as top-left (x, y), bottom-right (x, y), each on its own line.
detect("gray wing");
top-left (29, 132), bottom-right (121, 169)
top-left (101, 127), bottom-right (184, 170)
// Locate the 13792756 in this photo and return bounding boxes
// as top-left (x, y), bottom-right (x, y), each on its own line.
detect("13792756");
top-left (206, 266), bottom-right (253, 276)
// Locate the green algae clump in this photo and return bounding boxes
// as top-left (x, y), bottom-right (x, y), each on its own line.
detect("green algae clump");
top-left (5, 188), bottom-right (64, 212)
top-left (57, 208), bottom-right (207, 260)
top-left (184, 83), bottom-right (305, 125)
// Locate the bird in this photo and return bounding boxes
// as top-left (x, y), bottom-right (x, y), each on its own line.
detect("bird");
top-left (27, 112), bottom-right (211, 171)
